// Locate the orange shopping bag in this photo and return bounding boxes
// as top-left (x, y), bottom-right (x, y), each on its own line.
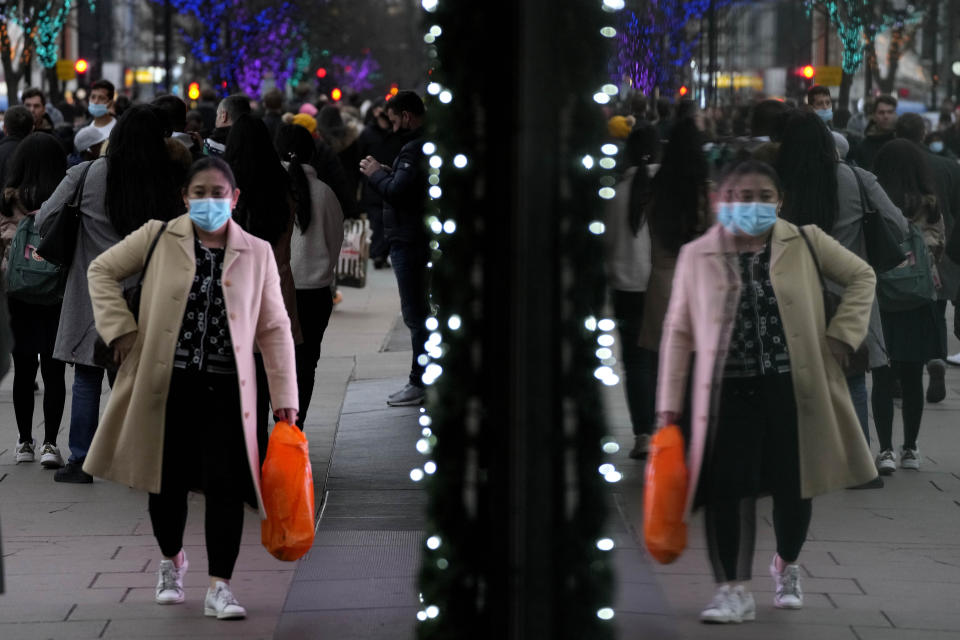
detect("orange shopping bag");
top-left (261, 421), bottom-right (315, 561)
top-left (643, 424), bottom-right (688, 564)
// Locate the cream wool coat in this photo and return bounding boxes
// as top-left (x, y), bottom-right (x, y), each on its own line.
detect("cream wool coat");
top-left (657, 220), bottom-right (878, 519)
top-left (83, 214), bottom-right (298, 517)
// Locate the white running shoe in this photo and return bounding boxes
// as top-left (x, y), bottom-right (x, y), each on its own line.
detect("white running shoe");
top-left (155, 553), bottom-right (188, 604)
top-left (901, 447), bottom-right (921, 470)
top-left (876, 449), bottom-right (897, 475)
top-left (204, 580), bottom-right (246, 619)
top-left (770, 558), bottom-right (803, 609)
top-left (700, 584), bottom-right (755, 623)
top-left (39, 443), bottom-right (63, 469)
top-left (15, 439), bottom-right (36, 463)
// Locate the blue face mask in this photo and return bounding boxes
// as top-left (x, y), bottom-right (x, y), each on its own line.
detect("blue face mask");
top-left (717, 201), bottom-right (779, 236)
top-left (88, 103), bottom-right (109, 118)
top-left (930, 141), bottom-right (945, 154)
top-left (815, 108), bottom-right (833, 123)
top-left (188, 198), bottom-right (233, 232)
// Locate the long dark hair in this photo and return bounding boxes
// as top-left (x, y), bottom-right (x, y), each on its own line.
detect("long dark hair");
top-left (623, 121), bottom-right (661, 236)
top-left (649, 118), bottom-right (709, 254)
top-left (274, 123), bottom-right (316, 232)
top-left (873, 139), bottom-right (941, 223)
top-left (775, 110), bottom-right (839, 231)
top-left (223, 114), bottom-right (291, 244)
top-left (106, 104), bottom-right (181, 235)
top-left (2, 133), bottom-right (67, 216)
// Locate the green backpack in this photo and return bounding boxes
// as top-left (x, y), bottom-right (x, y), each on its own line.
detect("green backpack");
top-left (876, 222), bottom-right (937, 312)
top-left (6, 215), bottom-right (66, 305)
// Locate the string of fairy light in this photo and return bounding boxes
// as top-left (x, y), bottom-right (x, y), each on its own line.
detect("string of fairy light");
top-left (407, 0), bottom-right (626, 628)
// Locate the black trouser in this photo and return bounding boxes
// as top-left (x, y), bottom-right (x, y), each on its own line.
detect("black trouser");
top-left (612, 290), bottom-right (655, 437)
top-left (294, 287), bottom-right (333, 427)
top-left (934, 299), bottom-right (948, 360)
top-left (149, 370), bottom-right (250, 580)
top-left (389, 240), bottom-right (431, 387)
top-left (12, 352), bottom-right (65, 444)
top-left (872, 362), bottom-right (925, 451)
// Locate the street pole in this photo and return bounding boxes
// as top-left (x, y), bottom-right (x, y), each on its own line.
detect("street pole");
top-left (708, 0), bottom-right (717, 107)
top-left (163, 0), bottom-right (172, 93)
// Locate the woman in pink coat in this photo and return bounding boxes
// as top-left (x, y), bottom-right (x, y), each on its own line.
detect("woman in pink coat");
top-left (86, 157), bottom-right (298, 621)
top-left (656, 159), bottom-right (877, 625)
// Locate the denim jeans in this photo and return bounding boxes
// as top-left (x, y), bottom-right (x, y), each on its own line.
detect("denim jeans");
top-left (389, 241), bottom-right (431, 387)
top-left (846, 372), bottom-right (869, 446)
top-left (68, 364), bottom-right (113, 464)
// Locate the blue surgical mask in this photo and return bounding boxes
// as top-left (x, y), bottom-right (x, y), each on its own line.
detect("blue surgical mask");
top-left (88, 103), bottom-right (109, 118)
top-left (930, 141), bottom-right (945, 154)
top-left (188, 198), bottom-right (232, 232)
top-left (717, 201), bottom-right (779, 236)
top-left (815, 108), bottom-right (833, 123)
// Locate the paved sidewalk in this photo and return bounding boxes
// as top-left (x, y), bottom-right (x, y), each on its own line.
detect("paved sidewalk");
top-left (0, 267), bottom-right (404, 639)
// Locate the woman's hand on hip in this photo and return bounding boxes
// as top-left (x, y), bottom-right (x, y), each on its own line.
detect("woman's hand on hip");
top-left (112, 331), bottom-right (137, 367)
top-left (274, 408), bottom-right (299, 425)
top-left (826, 336), bottom-right (851, 370)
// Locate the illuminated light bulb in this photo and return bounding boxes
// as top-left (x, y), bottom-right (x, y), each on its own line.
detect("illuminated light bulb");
top-left (417, 354), bottom-right (431, 366)
top-left (453, 154), bottom-right (468, 168)
top-left (588, 221), bottom-right (606, 234)
top-left (429, 240), bottom-right (440, 249)
top-left (426, 317), bottom-right (440, 331)
top-left (601, 26), bottom-right (617, 37)
top-left (584, 316), bottom-right (597, 331)
top-left (443, 220), bottom-right (457, 233)
top-left (417, 439), bottom-right (430, 454)
top-left (427, 345), bottom-right (443, 358)
top-left (602, 441), bottom-right (620, 454)
top-left (424, 34), bottom-right (436, 44)
top-left (598, 187), bottom-right (616, 200)
top-left (582, 155), bottom-right (595, 169)
top-left (428, 174), bottom-right (440, 185)
top-left (424, 461), bottom-right (437, 474)
top-left (422, 364), bottom-right (443, 385)
top-left (410, 468), bottom-right (425, 481)
top-left (448, 315), bottom-right (462, 330)
top-left (604, 471), bottom-right (623, 482)
top-left (597, 607), bottom-right (615, 620)
top-left (602, 83), bottom-right (618, 95)
top-left (593, 92), bottom-right (610, 105)
top-left (421, 0), bottom-right (438, 11)
top-left (436, 558), bottom-right (448, 569)
top-left (422, 427), bottom-right (433, 437)
top-left (419, 415), bottom-right (433, 427)
top-left (598, 318), bottom-right (615, 332)
top-left (422, 142), bottom-right (437, 155)
top-left (439, 90), bottom-right (452, 104)
top-left (426, 535), bottom-right (442, 550)
top-left (599, 463), bottom-right (615, 475)
top-left (594, 365), bottom-right (614, 379)
top-left (596, 348), bottom-right (612, 359)
top-left (430, 25), bottom-right (442, 36)
top-left (429, 186), bottom-right (443, 199)
top-left (426, 606), bottom-right (440, 619)
top-left (417, 611), bottom-right (428, 621)
top-left (602, 374), bottom-right (621, 386)
top-left (601, 143), bottom-right (619, 155)
top-left (600, 157), bottom-right (616, 169)
top-left (427, 82), bottom-right (441, 95)
top-left (428, 331), bottom-right (442, 345)
top-left (596, 538), bottom-right (615, 551)
top-left (597, 334), bottom-right (614, 347)
top-left (429, 155), bottom-right (443, 168)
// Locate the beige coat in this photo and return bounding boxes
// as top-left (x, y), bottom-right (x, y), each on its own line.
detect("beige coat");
top-left (84, 214), bottom-right (298, 517)
top-left (657, 221), bottom-right (878, 518)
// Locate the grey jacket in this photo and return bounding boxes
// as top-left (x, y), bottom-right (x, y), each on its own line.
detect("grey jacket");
top-left (832, 162), bottom-right (909, 368)
top-left (35, 159), bottom-right (125, 366)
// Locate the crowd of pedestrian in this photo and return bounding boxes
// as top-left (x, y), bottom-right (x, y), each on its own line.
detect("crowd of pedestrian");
top-left (604, 86), bottom-right (960, 625)
top-left (0, 80), bottom-right (431, 620)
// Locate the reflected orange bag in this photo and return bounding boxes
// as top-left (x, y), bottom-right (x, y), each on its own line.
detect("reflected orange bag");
top-left (260, 421), bottom-right (315, 561)
top-left (643, 424), bottom-right (688, 564)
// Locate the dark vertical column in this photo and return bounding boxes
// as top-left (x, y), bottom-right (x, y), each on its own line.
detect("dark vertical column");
top-left (163, 0), bottom-right (172, 93)
top-left (708, 0), bottom-right (718, 107)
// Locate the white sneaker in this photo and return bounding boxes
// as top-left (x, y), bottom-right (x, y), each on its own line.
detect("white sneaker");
top-left (770, 558), bottom-right (803, 609)
top-left (155, 553), bottom-right (188, 604)
top-left (876, 449), bottom-right (897, 475)
top-left (39, 443), bottom-right (63, 469)
top-left (700, 584), bottom-right (755, 623)
top-left (901, 447), bottom-right (921, 470)
top-left (205, 580), bottom-right (246, 619)
top-left (946, 352), bottom-right (960, 366)
top-left (15, 439), bottom-right (36, 463)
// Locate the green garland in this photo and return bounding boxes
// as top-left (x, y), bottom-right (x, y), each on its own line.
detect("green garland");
top-left (413, 2), bottom-right (617, 637)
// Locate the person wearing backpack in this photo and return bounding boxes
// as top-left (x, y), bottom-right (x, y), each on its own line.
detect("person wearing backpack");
top-left (0, 133), bottom-right (69, 466)
top-left (871, 139), bottom-right (945, 474)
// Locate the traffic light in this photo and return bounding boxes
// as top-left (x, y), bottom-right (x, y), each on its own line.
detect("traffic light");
top-left (188, 82), bottom-right (200, 101)
top-left (794, 64), bottom-right (815, 92)
top-left (316, 67), bottom-right (327, 79)
top-left (75, 59), bottom-right (89, 75)
top-left (679, 85), bottom-right (688, 97)
top-left (801, 65), bottom-right (815, 80)
top-left (331, 87), bottom-right (342, 102)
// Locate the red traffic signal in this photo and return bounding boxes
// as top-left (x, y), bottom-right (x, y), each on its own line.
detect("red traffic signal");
top-left (316, 67), bottom-right (327, 79)
top-left (75, 59), bottom-right (89, 74)
top-left (331, 87), bottom-right (342, 101)
top-left (679, 85), bottom-right (688, 97)
top-left (801, 65), bottom-right (815, 79)
top-left (188, 82), bottom-right (200, 100)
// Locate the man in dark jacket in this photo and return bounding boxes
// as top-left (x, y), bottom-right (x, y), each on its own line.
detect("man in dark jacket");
top-left (848, 95), bottom-right (897, 171)
top-left (0, 106), bottom-right (34, 188)
top-left (203, 94), bottom-right (250, 156)
top-left (261, 88), bottom-right (284, 142)
top-left (358, 101), bottom-right (408, 268)
top-left (361, 91), bottom-right (429, 406)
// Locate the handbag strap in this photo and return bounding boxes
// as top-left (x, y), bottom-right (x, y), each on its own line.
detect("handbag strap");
top-left (70, 158), bottom-right (100, 209)
top-left (847, 162), bottom-right (876, 216)
top-left (797, 225), bottom-right (830, 311)
top-left (138, 221), bottom-right (169, 287)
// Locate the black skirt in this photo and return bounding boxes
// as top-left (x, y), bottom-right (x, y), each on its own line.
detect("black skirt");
top-left (7, 296), bottom-right (61, 356)
top-left (880, 301), bottom-right (943, 362)
top-left (160, 369), bottom-right (257, 509)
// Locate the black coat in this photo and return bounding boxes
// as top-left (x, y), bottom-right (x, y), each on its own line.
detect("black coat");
top-left (0, 136), bottom-right (21, 189)
top-left (357, 123), bottom-right (407, 212)
top-left (367, 127), bottom-right (427, 246)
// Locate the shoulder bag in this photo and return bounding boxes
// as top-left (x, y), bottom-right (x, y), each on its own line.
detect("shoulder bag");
top-left (92, 222), bottom-right (169, 371)
top-left (36, 160), bottom-right (97, 267)
top-left (876, 222), bottom-right (938, 312)
top-left (849, 164), bottom-right (906, 273)
top-left (798, 226), bottom-right (870, 375)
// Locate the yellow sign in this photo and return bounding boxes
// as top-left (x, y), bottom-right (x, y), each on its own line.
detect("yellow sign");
top-left (815, 66), bottom-right (843, 87)
top-left (56, 59), bottom-right (75, 81)
top-left (715, 73), bottom-right (764, 91)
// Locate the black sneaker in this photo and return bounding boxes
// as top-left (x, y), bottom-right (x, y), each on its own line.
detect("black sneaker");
top-left (54, 462), bottom-right (93, 484)
top-left (926, 359), bottom-right (946, 403)
top-left (386, 384), bottom-right (426, 406)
